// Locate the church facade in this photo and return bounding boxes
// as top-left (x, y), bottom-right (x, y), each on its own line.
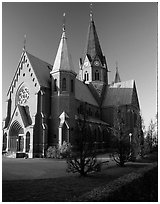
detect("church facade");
top-left (3, 13), bottom-right (141, 158)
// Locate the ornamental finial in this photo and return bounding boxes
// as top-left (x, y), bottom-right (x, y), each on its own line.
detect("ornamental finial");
top-left (116, 61), bottom-right (118, 71)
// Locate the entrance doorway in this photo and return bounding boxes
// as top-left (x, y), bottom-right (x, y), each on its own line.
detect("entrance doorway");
top-left (9, 120), bottom-right (24, 152)
top-left (17, 135), bottom-right (24, 152)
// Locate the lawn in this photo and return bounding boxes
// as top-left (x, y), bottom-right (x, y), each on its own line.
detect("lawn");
top-left (2, 152), bottom-right (158, 202)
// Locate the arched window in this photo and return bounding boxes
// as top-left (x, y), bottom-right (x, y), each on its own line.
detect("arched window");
top-left (54, 79), bottom-right (57, 91)
top-left (95, 70), bottom-right (100, 81)
top-left (62, 78), bottom-right (66, 91)
top-left (26, 132), bottom-right (30, 152)
top-left (84, 71), bottom-right (89, 81)
top-left (71, 79), bottom-right (74, 92)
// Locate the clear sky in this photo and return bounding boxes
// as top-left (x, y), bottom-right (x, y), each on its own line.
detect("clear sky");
top-left (2, 2), bottom-right (157, 128)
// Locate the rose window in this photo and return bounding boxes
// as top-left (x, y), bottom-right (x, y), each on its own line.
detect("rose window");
top-left (18, 86), bottom-right (29, 105)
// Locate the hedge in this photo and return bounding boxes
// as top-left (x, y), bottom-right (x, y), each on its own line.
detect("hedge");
top-left (71, 162), bottom-right (158, 202)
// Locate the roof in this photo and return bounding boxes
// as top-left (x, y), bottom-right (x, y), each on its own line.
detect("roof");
top-left (51, 30), bottom-right (76, 74)
top-left (26, 52), bottom-right (52, 88)
top-left (75, 115), bottom-right (109, 126)
top-left (75, 79), bottom-right (98, 106)
top-left (102, 80), bottom-right (134, 107)
top-left (110, 80), bottom-right (134, 89)
top-left (87, 116), bottom-right (109, 126)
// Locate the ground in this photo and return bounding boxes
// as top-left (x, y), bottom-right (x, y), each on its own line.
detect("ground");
top-left (2, 152), bottom-right (158, 202)
top-left (3, 158), bottom-right (68, 180)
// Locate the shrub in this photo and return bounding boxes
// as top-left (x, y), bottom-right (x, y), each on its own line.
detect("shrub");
top-left (46, 142), bottom-right (72, 159)
top-left (58, 141), bottom-right (72, 158)
top-left (46, 146), bottom-right (57, 158)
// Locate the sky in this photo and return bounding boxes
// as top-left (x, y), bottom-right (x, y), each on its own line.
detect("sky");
top-left (2, 2), bottom-right (157, 128)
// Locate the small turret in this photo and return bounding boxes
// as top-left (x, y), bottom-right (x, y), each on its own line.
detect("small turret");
top-left (114, 62), bottom-right (121, 83)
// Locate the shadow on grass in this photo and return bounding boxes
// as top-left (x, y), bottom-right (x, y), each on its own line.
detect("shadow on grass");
top-left (3, 162), bottom-right (153, 202)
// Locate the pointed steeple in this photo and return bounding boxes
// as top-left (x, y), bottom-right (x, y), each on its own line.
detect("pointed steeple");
top-left (114, 62), bottom-right (121, 83)
top-left (83, 5), bottom-right (104, 64)
top-left (51, 13), bottom-right (76, 75)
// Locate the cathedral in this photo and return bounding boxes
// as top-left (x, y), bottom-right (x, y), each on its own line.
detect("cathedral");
top-left (3, 11), bottom-right (141, 158)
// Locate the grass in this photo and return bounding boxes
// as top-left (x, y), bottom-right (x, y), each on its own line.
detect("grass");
top-left (2, 151), bottom-right (158, 202)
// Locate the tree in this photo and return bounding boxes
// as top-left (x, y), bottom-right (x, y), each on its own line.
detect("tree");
top-left (145, 117), bottom-right (157, 152)
top-left (132, 113), bottom-right (145, 158)
top-left (110, 106), bottom-right (130, 167)
top-left (66, 112), bottom-right (102, 177)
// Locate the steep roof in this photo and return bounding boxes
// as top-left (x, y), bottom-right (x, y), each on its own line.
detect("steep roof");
top-left (102, 80), bottom-right (135, 107)
top-left (83, 17), bottom-right (104, 64)
top-left (75, 79), bottom-right (98, 106)
top-left (51, 28), bottom-right (76, 75)
top-left (26, 52), bottom-right (52, 88)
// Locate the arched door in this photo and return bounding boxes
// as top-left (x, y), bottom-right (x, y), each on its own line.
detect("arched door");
top-left (9, 121), bottom-right (24, 152)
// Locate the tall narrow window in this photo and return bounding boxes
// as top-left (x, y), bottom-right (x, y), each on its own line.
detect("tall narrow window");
top-left (84, 72), bottom-right (87, 81)
top-left (26, 132), bottom-right (30, 152)
top-left (95, 70), bottom-right (100, 80)
top-left (71, 79), bottom-right (74, 92)
top-left (54, 79), bottom-right (57, 91)
top-left (84, 71), bottom-right (89, 81)
top-left (62, 78), bottom-right (66, 91)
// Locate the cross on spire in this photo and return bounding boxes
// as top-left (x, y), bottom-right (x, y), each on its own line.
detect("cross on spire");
top-left (62, 12), bottom-right (66, 32)
top-left (90, 3), bottom-right (93, 21)
top-left (23, 34), bottom-right (26, 51)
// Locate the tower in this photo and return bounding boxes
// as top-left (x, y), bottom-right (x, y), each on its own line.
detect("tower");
top-left (79, 7), bottom-right (108, 104)
top-left (50, 14), bottom-right (77, 146)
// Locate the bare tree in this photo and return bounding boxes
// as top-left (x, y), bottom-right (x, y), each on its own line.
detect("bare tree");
top-left (66, 113), bottom-right (102, 177)
top-left (110, 106), bottom-right (130, 167)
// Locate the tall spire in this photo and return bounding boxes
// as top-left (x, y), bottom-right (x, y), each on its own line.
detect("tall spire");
top-left (51, 13), bottom-right (76, 75)
top-left (83, 4), bottom-right (104, 64)
top-left (114, 62), bottom-right (121, 83)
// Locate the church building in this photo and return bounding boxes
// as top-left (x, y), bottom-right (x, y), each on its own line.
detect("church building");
top-left (3, 11), bottom-right (141, 158)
